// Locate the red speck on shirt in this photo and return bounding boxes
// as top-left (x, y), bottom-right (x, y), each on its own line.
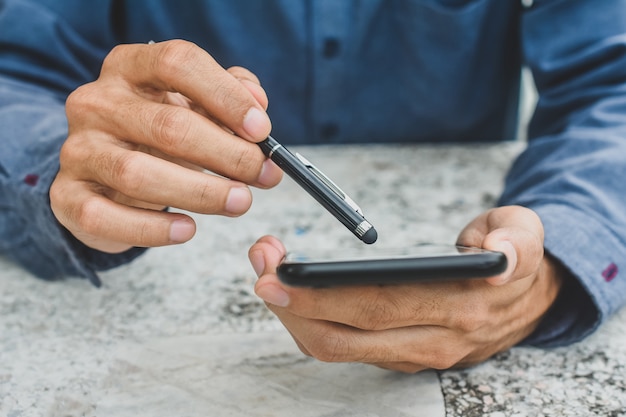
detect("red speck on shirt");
top-left (602, 262), bottom-right (618, 282)
top-left (24, 174), bottom-right (39, 186)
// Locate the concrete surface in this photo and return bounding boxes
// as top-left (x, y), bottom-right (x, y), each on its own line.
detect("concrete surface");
top-left (1, 142), bottom-right (625, 416)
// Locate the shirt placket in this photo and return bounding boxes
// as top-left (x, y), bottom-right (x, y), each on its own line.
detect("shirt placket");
top-left (310, 0), bottom-right (352, 143)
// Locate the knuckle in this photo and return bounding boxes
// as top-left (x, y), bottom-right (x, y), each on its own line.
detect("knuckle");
top-left (66, 81), bottom-right (121, 130)
top-left (213, 79), bottom-right (244, 109)
top-left (228, 66), bottom-right (260, 84)
top-left (100, 46), bottom-right (123, 76)
top-left (65, 84), bottom-right (95, 121)
top-left (353, 290), bottom-right (400, 330)
top-left (108, 152), bottom-right (146, 195)
top-left (305, 328), bottom-right (351, 363)
top-left (448, 304), bottom-right (491, 334)
top-left (229, 144), bottom-right (262, 179)
top-left (135, 219), bottom-right (154, 245)
top-left (155, 40), bottom-right (199, 80)
top-left (48, 179), bottom-right (66, 210)
top-left (191, 181), bottom-right (220, 213)
top-left (441, 287), bottom-right (492, 333)
top-left (64, 87), bottom-right (83, 115)
top-left (155, 41), bottom-right (254, 125)
top-left (151, 106), bottom-right (192, 151)
top-left (58, 137), bottom-right (84, 165)
top-left (102, 44), bottom-right (127, 70)
top-left (73, 194), bottom-right (106, 236)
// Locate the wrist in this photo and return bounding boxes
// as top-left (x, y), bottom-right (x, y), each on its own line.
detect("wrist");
top-left (522, 251), bottom-right (599, 347)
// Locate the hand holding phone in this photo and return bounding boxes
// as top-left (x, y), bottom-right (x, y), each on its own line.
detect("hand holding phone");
top-left (250, 207), bottom-right (552, 373)
top-left (276, 244), bottom-right (507, 287)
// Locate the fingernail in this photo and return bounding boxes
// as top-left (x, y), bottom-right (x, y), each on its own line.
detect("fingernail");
top-left (249, 250), bottom-right (265, 277)
top-left (225, 187), bottom-right (251, 214)
top-left (497, 241), bottom-right (517, 284)
top-left (257, 159), bottom-right (281, 187)
top-left (243, 107), bottom-right (270, 139)
top-left (169, 219), bottom-right (195, 243)
top-left (256, 285), bottom-right (290, 307)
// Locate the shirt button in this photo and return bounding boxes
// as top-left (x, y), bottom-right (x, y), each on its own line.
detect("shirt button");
top-left (322, 38), bottom-right (341, 58)
top-left (521, 0), bottom-right (533, 8)
top-left (320, 123), bottom-right (339, 140)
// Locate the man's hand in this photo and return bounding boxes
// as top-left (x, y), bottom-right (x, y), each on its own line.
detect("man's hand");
top-left (248, 206), bottom-right (563, 373)
top-left (51, 40), bottom-right (282, 253)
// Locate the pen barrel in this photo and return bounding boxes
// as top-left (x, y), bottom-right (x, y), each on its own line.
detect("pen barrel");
top-left (258, 138), bottom-right (374, 243)
top-left (258, 137), bottom-right (280, 158)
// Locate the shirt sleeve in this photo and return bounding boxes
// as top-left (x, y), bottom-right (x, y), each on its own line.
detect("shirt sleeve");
top-left (500, 0), bottom-right (626, 347)
top-left (0, 0), bottom-right (147, 286)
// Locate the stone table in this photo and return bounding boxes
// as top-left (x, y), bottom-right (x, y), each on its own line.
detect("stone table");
top-left (1, 143), bottom-right (624, 416)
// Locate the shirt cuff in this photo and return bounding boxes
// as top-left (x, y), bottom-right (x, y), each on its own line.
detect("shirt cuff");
top-left (61, 223), bottom-right (149, 287)
top-left (519, 203), bottom-right (625, 347)
top-left (20, 200), bottom-right (148, 287)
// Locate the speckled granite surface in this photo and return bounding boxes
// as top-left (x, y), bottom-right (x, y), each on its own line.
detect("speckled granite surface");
top-left (440, 326), bottom-right (626, 417)
top-left (1, 143), bottom-right (625, 416)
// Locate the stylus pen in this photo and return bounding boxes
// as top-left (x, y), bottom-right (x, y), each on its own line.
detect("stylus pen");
top-left (258, 136), bottom-right (378, 244)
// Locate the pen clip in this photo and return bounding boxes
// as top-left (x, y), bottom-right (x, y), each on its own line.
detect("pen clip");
top-left (295, 153), bottom-right (365, 216)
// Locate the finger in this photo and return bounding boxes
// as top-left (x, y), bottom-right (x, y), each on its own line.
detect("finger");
top-left (250, 236), bottom-right (291, 306)
top-left (162, 91), bottom-right (211, 119)
top-left (163, 70), bottom-right (268, 129)
top-left (250, 234), bottom-right (526, 332)
top-left (50, 184), bottom-right (197, 252)
top-left (269, 311), bottom-right (476, 370)
top-left (483, 207), bottom-right (544, 285)
top-left (60, 131), bottom-right (256, 216)
top-left (227, 66), bottom-right (269, 110)
top-left (105, 40), bottom-right (271, 141)
top-left (456, 206), bottom-right (544, 285)
top-left (248, 235), bottom-right (286, 276)
top-left (270, 298), bottom-right (535, 370)
top-left (67, 90), bottom-right (282, 188)
top-left (82, 146), bottom-right (255, 216)
top-left (483, 239), bottom-right (518, 285)
top-left (239, 79), bottom-right (269, 111)
top-left (254, 266), bottom-right (527, 332)
top-left (227, 66), bottom-right (262, 85)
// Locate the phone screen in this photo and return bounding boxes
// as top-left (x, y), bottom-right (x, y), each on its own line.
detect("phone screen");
top-left (276, 244), bottom-right (507, 287)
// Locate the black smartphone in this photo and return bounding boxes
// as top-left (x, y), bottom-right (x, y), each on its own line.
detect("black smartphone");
top-left (276, 244), bottom-right (507, 287)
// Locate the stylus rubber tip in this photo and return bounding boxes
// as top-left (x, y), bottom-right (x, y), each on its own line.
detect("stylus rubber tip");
top-left (361, 228), bottom-right (378, 244)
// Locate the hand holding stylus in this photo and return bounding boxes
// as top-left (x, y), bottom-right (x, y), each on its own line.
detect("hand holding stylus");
top-left (51, 40), bottom-right (283, 254)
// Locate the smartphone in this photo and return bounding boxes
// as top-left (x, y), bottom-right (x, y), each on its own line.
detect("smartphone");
top-left (276, 244), bottom-right (507, 287)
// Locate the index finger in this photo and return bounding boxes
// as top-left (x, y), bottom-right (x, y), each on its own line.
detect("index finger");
top-left (103, 40), bottom-right (271, 141)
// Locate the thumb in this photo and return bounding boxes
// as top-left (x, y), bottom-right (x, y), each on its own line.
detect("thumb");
top-left (248, 235), bottom-right (286, 277)
top-left (469, 206), bottom-right (544, 286)
top-left (248, 236), bottom-right (291, 307)
top-left (483, 237), bottom-right (518, 286)
top-left (482, 225), bottom-right (543, 286)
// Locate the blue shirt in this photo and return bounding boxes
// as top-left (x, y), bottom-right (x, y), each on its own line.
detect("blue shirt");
top-left (1, 0), bottom-right (625, 347)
